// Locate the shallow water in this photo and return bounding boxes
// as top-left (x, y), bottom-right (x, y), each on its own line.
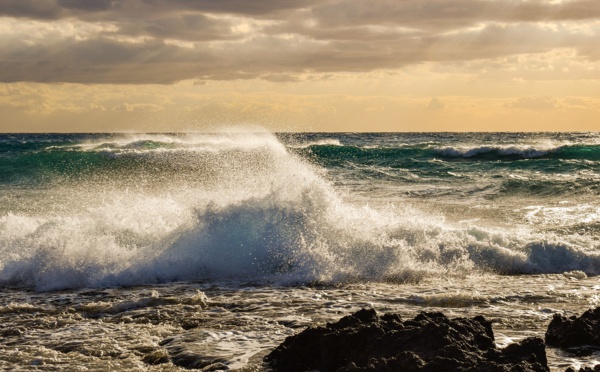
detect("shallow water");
top-left (2, 274), bottom-right (600, 371)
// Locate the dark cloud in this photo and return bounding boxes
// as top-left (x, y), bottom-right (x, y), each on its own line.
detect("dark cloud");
top-left (0, 0), bottom-right (322, 19)
top-left (139, 0), bottom-right (320, 17)
top-left (0, 0), bottom-right (599, 84)
top-left (0, 0), bottom-right (62, 19)
top-left (118, 14), bottom-right (239, 41)
top-left (57, 0), bottom-right (113, 11)
top-left (4, 0), bottom-right (594, 23)
top-left (0, 38), bottom-right (218, 84)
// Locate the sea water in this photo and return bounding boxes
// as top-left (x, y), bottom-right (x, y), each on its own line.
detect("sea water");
top-left (1, 131), bottom-right (600, 370)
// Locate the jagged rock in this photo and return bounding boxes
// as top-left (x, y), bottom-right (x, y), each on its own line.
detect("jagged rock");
top-left (546, 307), bottom-right (600, 349)
top-left (265, 308), bottom-right (549, 372)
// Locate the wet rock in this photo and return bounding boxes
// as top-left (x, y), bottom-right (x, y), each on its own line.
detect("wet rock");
top-left (546, 307), bottom-right (600, 349)
top-left (141, 349), bottom-right (169, 365)
top-left (265, 308), bottom-right (549, 372)
top-left (181, 318), bottom-right (203, 330)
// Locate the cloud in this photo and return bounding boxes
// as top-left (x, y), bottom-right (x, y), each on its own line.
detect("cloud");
top-left (0, 0), bottom-right (321, 19)
top-left (116, 14), bottom-right (244, 42)
top-left (310, 0), bottom-right (600, 30)
top-left (0, 0), bottom-right (63, 19)
top-left (0, 0), bottom-right (599, 84)
top-left (57, 0), bottom-right (113, 12)
top-left (137, 0), bottom-right (320, 17)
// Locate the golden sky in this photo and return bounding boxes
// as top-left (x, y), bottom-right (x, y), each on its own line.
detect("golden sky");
top-left (1, 0), bottom-right (599, 132)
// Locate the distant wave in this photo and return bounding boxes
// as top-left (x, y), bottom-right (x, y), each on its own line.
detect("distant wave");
top-left (434, 145), bottom-right (558, 159)
top-left (434, 143), bottom-right (600, 162)
top-left (296, 140), bottom-right (600, 157)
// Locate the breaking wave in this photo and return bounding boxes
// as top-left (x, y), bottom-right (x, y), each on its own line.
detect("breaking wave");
top-left (1, 131), bottom-right (599, 291)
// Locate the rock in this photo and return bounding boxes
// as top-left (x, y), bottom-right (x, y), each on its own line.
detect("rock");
top-left (565, 366), bottom-right (600, 372)
top-left (546, 307), bottom-right (600, 349)
top-left (265, 308), bottom-right (549, 372)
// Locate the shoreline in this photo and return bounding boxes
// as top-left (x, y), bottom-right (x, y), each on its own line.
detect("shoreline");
top-left (2, 275), bottom-right (600, 370)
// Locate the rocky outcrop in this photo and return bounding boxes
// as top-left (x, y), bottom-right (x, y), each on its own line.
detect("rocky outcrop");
top-left (546, 307), bottom-right (600, 350)
top-left (265, 308), bottom-right (549, 372)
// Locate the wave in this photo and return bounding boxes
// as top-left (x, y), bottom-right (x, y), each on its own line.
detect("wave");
top-left (286, 138), bottom-right (343, 149)
top-left (296, 141), bottom-right (600, 162)
top-left (434, 144), bottom-right (558, 159)
top-left (433, 143), bottom-right (600, 161)
top-left (1, 132), bottom-right (600, 291)
top-left (293, 145), bottom-right (425, 169)
top-left (498, 177), bottom-right (600, 197)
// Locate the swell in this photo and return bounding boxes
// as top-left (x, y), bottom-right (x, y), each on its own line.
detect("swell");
top-left (295, 142), bottom-right (600, 197)
top-left (4, 139), bottom-right (599, 186)
top-left (297, 143), bottom-right (600, 164)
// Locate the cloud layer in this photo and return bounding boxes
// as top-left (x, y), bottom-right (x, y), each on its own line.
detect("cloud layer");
top-left (1, 0), bottom-right (599, 83)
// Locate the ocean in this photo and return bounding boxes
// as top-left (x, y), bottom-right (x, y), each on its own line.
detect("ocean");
top-left (1, 131), bottom-right (599, 370)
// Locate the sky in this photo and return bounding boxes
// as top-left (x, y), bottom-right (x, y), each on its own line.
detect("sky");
top-left (1, 0), bottom-right (599, 132)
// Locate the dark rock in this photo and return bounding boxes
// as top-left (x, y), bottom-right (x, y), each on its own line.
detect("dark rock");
top-left (265, 309), bottom-right (549, 372)
top-left (565, 366), bottom-right (600, 372)
top-left (546, 307), bottom-right (600, 349)
top-left (181, 318), bottom-right (203, 330)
